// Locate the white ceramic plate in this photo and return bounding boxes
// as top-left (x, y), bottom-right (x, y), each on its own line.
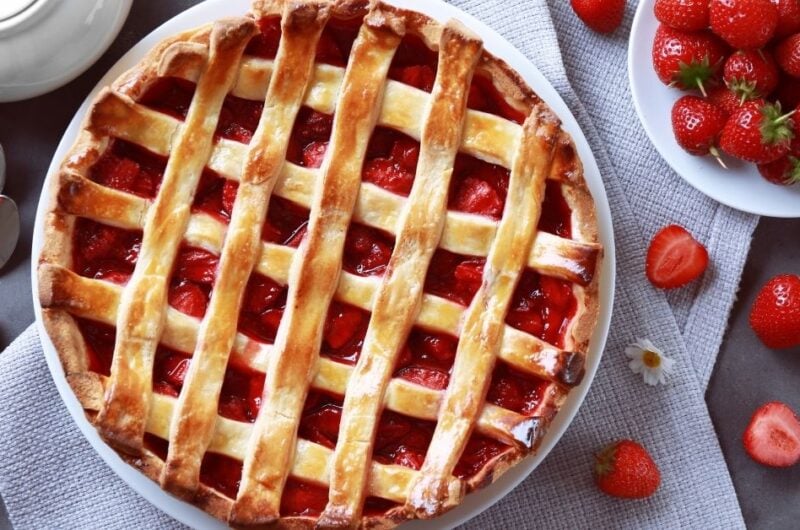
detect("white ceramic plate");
top-left (31, 1), bottom-right (616, 528)
top-left (629, 0), bottom-right (800, 218)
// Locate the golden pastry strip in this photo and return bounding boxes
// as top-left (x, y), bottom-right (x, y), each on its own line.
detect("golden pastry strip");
top-left (54, 178), bottom-right (582, 385)
top-left (87, 89), bottom-right (599, 286)
top-left (161, 3), bottom-right (330, 501)
top-left (408, 106), bottom-right (559, 517)
top-left (320, 22), bottom-right (483, 527)
top-left (234, 7), bottom-right (404, 521)
top-left (39, 264), bottom-right (545, 450)
top-left (93, 18), bottom-right (256, 454)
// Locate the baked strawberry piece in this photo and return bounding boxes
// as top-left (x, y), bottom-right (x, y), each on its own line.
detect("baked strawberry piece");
top-left (743, 402), bottom-right (800, 468)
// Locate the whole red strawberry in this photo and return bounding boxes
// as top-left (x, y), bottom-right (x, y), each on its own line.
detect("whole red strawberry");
top-left (654, 0), bottom-right (709, 31)
top-left (652, 25), bottom-right (728, 94)
top-left (743, 402), bottom-right (800, 467)
top-left (671, 95), bottom-right (728, 158)
top-left (724, 50), bottom-right (780, 102)
top-left (758, 154), bottom-right (800, 184)
top-left (719, 101), bottom-right (796, 163)
top-left (776, 33), bottom-right (800, 77)
top-left (707, 85), bottom-right (742, 116)
top-left (773, 0), bottom-right (800, 38)
top-left (775, 75), bottom-right (800, 108)
top-left (571, 0), bottom-right (625, 33)
top-left (749, 274), bottom-right (800, 349)
top-left (709, 0), bottom-right (779, 49)
top-left (594, 440), bottom-right (661, 499)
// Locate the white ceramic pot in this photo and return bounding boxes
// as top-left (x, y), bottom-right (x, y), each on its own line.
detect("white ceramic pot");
top-left (0, 0), bottom-right (132, 102)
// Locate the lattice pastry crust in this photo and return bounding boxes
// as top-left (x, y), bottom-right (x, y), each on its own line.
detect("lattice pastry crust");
top-left (38, 1), bottom-right (603, 528)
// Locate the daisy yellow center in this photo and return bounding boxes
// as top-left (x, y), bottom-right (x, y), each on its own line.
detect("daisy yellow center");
top-left (642, 350), bottom-right (661, 368)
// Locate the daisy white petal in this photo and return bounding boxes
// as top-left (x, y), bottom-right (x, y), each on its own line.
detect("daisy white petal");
top-left (625, 338), bottom-right (674, 386)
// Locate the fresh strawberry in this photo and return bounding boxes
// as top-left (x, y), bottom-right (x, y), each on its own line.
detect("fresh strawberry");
top-left (570, 0), bottom-right (625, 33)
top-left (775, 75), bottom-right (800, 108)
top-left (646, 225), bottom-right (709, 289)
top-left (671, 95), bottom-right (728, 159)
top-left (758, 154), bottom-right (800, 184)
top-left (720, 101), bottom-right (796, 163)
top-left (652, 25), bottom-right (728, 95)
top-left (654, 0), bottom-right (710, 31)
top-left (724, 50), bottom-right (780, 102)
top-left (743, 402), bottom-right (800, 467)
top-left (776, 33), bottom-right (800, 77)
top-left (707, 85), bottom-right (742, 116)
top-left (773, 0), bottom-right (800, 38)
top-left (594, 440), bottom-right (661, 499)
top-left (749, 274), bottom-right (800, 349)
top-left (709, 0), bottom-right (778, 49)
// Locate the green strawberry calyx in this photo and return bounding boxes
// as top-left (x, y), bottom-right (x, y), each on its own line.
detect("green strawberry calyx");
top-left (671, 55), bottom-right (719, 97)
top-left (760, 103), bottom-right (796, 147)
top-left (594, 442), bottom-right (618, 477)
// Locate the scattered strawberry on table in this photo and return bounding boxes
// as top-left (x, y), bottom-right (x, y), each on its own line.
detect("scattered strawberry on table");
top-left (646, 224), bottom-right (709, 289)
top-left (652, 0), bottom-right (800, 186)
top-left (570, 0), bottom-right (626, 33)
top-left (594, 440), bottom-right (661, 498)
top-left (743, 402), bottom-right (800, 468)
top-left (749, 274), bottom-right (800, 349)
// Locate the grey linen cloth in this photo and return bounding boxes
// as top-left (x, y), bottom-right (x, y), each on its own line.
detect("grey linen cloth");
top-left (0, 0), bottom-right (756, 528)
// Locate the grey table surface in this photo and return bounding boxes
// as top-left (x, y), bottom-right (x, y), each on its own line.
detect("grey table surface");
top-left (1, 2), bottom-right (799, 528)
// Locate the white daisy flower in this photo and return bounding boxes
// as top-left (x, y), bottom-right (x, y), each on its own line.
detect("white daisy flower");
top-left (625, 338), bottom-right (675, 386)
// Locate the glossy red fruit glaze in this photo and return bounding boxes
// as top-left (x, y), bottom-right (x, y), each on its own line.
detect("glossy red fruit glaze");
top-left (286, 106), bottom-right (334, 166)
top-left (192, 170), bottom-right (238, 221)
top-left (217, 365), bottom-right (265, 423)
top-left (654, 0), bottom-right (710, 31)
top-left (776, 33), bottom-right (800, 77)
top-left (652, 25), bottom-right (728, 92)
top-left (506, 269), bottom-right (578, 348)
top-left (362, 127), bottom-right (420, 196)
top-left (299, 392), bottom-right (344, 449)
top-left (724, 50), bottom-right (780, 100)
top-left (709, 0), bottom-right (778, 49)
top-left (486, 362), bottom-right (549, 416)
top-left (75, 319), bottom-right (117, 375)
top-left (425, 250), bottom-right (486, 306)
top-left (91, 140), bottom-right (165, 198)
top-left (139, 77), bottom-right (195, 120)
top-left (537, 180), bottom-right (573, 238)
top-left (342, 223), bottom-right (395, 277)
top-left (388, 34), bottom-right (439, 92)
top-left (281, 479), bottom-right (329, 517)
top-left (261, 196), bottom-right (310, 247)
top-left (199, 452), bottom-right (243, 500)
top-left (449, 154), bottom-right (509, 220)
top-left (321, 302), bottom-right (370, 364)
top-left (216, 95), bottom-right (264, 144)
top-left (773, 0), bottom-right (800, 38)
top-left (151, 348), bottom-right (192, 397)
top-left (238, 273), bottom-right (288, 344)
top-left (670, 95), bottom-right (728, 156)
top-left (72, 219), bottom-right (142, 284)
top-left (393, 328), bottom-right (459, 390)
top-left (453, 434), bottom-right (511, 479)
top-left (166, 246), bottom-right (218, 317)
top-left (246, 16), bottom-right (281, 59)
top-left (144, 433), bottom-right (169, 460)
top-left (373, 410), bottom-right (435, 470)
top-left (467, 74), bottom-right (527, 124)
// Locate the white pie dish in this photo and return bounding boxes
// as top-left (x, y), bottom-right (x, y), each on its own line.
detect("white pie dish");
top-left (31, 0), bottom-right (616, 528)
top-left (628, 0), bottom-right (800, 218)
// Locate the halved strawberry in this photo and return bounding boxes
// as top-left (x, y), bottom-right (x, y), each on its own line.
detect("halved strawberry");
top-left (743, 402), bottom-right (800, 467)
top-left (646, 225), bottom-right (709, 289)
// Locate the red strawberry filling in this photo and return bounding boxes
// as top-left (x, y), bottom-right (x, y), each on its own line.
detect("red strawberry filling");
top-left (362, 127), bottom-right (420, 196)
top-left (388, 34), bottom-right (439, 92)
top-left (321, 302), bottom-right (370, 364)
top-left (393, 329), bottom-right (458, 391)
top-left (217, 365), bottom-right (266, 423)
top-left (342, 223), bottom-right (395, 277)
top-left (486, 362), bottom-right (548, 416)
top-left (262, 197), bottom-right (311, 247)
top-left (90, 139), bottom-right (165, 198)
top-left (505, 269), bottom-right (578, 348)
top-left (424, 250), bottom-right (486, 306)
top-left (238, 273), bottom-right (288, 344)
top-left (72, 219), bottom-right (142, 284)
top-left (286, 106), bottom-right (334, 167)
top-left (467, 74), bottom-right (527, 124)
